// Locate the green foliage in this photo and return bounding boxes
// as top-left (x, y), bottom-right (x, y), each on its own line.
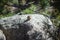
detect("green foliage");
top-left (57, 15), bottom-right (60, 21)
top-left (23, 9), bottom-right (33, 14)
top-left (22, 4), bottom-right (37, 14)
top-left (40, 0), bottom-right (50, 9)
top-left (0, 13), bottom-right (14, 18)
top-left (13, 0), bottom-right (19, 5)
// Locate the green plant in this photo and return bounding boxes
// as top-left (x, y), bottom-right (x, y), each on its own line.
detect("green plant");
top-left (22, 4), bottom-right (37, 14)
top-left (0, 13), bottom-right (14, 18)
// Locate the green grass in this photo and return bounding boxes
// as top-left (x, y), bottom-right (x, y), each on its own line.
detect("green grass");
top-left (0, 13), bottom-right (14, 18)
top-left (22, 4), bottom-right (37, 14)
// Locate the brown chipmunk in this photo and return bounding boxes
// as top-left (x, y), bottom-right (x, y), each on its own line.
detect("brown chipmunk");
top-left (24, 16), bottom-right (31, 22)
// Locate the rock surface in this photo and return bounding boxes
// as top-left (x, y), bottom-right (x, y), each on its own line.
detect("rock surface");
top-left (0, 14), bottom-right (57, 40)
top-left (0, 30), bottom-right (6, 40)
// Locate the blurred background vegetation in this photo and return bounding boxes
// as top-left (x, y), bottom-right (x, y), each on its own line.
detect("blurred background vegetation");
top-left (0, 0), bottom-right (60, 28)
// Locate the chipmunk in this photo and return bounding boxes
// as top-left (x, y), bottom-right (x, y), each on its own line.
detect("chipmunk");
top-left (24, 16), bottom-right (31, 22)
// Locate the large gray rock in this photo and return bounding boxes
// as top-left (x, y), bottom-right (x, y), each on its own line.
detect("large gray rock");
top-left (0, 30), bottom-right (6, 40)
top-left (0, 14), bottom-right (57, 40)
